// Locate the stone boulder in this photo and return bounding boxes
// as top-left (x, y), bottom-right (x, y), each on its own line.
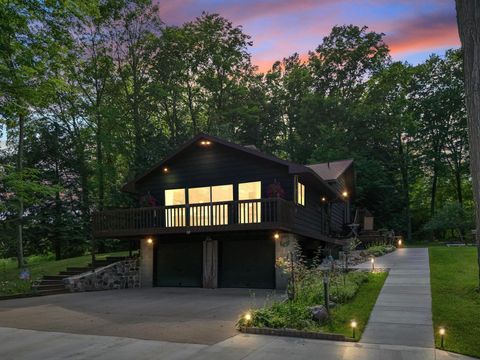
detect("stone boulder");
top-left (309, 305), bottom-right (329, 323)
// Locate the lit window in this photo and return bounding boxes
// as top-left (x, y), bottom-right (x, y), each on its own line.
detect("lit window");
top-left (297, 182), bottom-right (305, 206)
top-left (164, 188), bottom-right (186, 227)
top-left (188, 184), bottom-right (234, 226)
top-left (211, 184), bottom-right (233, 225)
top-left (189, 187), bottom-right (211, 226)
top-left (238, 181), bottom-right (261, 223)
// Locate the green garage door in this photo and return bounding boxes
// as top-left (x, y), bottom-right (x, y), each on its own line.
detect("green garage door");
top-left (219, 239), bottom-right (275, 289)
top-left (156, 241), bottom-right (202, 287)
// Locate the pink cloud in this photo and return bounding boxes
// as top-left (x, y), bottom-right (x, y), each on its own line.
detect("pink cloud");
top-left (384, 12), bottom-right (460, 56)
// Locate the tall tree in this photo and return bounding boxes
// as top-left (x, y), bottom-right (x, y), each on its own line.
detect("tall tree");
top-left (455, 1), bottom-right (480, 287)
top-left (0, 1), bottom-right (70, 266)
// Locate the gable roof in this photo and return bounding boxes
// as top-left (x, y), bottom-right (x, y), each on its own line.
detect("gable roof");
top-left (306, 159), bottom-right (354, 181)
top-left (122, 133), bottom-right (341, 196)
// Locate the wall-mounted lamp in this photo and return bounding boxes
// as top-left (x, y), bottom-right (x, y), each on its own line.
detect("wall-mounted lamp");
top-left (163, 167), bottom-right (169, 173)
top-left (146, 237), bottom-right (154, 245)
top-left (273, 232), bottom-right (280, 240)
top-left (342, 191), bottom-right (348, 198)
top-left (321, 197), bottom-right (327, 202)
top-left (200, 140), bottom-right (212, 146)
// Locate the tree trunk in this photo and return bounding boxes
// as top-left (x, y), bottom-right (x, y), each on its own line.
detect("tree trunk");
top-left (430, 166), bottom-right (438, 217)
top-left (96, 114), bottom-right (104, 211)
top-left (17, 113), bottom-right (25, 268)
top-left (456, 0), bottom-right (480, 287)
top-left (454, 164), bottom-right (464, 206)
top-left (398, 136), bottom-right (412, 242)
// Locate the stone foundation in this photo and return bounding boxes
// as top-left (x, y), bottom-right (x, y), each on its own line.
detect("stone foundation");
top-left (64, 259), bottom-right (140, 292)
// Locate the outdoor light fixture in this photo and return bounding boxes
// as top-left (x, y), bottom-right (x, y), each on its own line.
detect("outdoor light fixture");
top-left (273, 232), bottom-right (280, 240)
top-left (146, 237), bottom-right (153, 245)
top-left (163, 167), bottom-right (169, 173)
top-left (321, 197), bottom-right (327, 202)
top-left (351, 320), bottom-right (357, 338)
top-left (439, 327), bottom-right (445, 348)
top-left (244, 312), bottom-right (252, 322)
top-left (200, 140), bottom-right (212, 146)
top-left (398, 239), bottom-right (403, 247)
top-left (342, 191), bottom-right (348, 198)
top-left (371, 257), bottom-right (375, 271)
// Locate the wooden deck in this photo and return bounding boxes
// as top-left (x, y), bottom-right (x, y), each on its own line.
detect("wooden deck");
top-left (92, 198), bottom-right (340, 243)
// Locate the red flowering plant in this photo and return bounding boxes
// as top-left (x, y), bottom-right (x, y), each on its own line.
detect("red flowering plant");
top-left (267, 180), bottom-right (286, 198)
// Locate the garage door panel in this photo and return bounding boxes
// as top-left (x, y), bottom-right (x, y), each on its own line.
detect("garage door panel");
top-left (156, 241), bottom-right (202, 287)
top-left (220, 239), bottom-right (274, 289)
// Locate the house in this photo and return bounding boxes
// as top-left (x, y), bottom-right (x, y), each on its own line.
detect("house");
top-left (92, 134), bottom-right (355, 289)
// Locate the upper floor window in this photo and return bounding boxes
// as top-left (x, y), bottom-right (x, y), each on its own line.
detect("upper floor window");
top-left (165, 188), bottom-right (186, 227)
top-left (238, 181), bottom-right (261, 223)
top-left (297, 181), bottom-right (305, 206)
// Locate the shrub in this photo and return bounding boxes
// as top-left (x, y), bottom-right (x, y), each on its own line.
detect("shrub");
top-left (239, 270), bottom-right (371, 331)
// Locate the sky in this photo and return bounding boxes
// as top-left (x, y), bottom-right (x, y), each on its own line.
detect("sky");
top-left (156, 0), bottom-right (460, 72)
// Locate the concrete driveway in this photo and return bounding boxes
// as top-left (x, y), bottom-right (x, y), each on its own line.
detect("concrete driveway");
top-left (0, 287), bottom-right (275, 345)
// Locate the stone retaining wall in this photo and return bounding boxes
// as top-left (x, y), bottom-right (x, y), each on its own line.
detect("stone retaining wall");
top-left (64, 259), bottom-right (140, 292)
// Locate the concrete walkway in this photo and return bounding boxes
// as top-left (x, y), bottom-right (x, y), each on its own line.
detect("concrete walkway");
top-left (354, 248), bottom-right (435, 347)
top-left (0, 327), bottom-right (474, 360)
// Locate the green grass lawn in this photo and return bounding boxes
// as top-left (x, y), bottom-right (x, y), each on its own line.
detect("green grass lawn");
top-left (320, 271), bottom-right (387, 339)
top-left (429, 247), bottom-right (480, 358)
top-left (0, 251), bottom-right (132, 297)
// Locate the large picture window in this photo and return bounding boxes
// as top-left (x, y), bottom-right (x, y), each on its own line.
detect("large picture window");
top-left (164, 188), bottom-right (186, 227)
top-left (188, 185), bottom-right (233, 226)
top-left (212, 184), bottom-right (233, 225)
top-left (238, 181), bottom-right (261, 223)
top-left (189, 186), bottom-right (212, 226)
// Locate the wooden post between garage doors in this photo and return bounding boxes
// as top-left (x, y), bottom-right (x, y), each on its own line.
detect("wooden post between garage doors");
top-left (203, 237), bottom-right (218, 288)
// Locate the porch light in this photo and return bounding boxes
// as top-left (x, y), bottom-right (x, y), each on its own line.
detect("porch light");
top-left (273, 232), bottom-right (280, 240)
top-left (163, 167), bottom-right (169, 173)
top-left (321, 197), bottom-right (327, 202)
top-left (200, 140), bottom-right (212, 146)
top-left (351, 320), bottom-right (357, 338)
top-left (439, 327), bottom-right (445, 347)
top-left (342, 191), bottom-right (348, 198)
top-left (146, 237), bottom-right (153, 245)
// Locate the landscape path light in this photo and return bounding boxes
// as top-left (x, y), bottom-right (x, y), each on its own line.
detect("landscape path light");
top-left (439, 327), bottom-right (445, 348)
top-left (244, 312), bottom-right (252, 324)
top-left (351, 320), bottom-right (357, 339)
top-left (371, 257), bottom-right (375, 271)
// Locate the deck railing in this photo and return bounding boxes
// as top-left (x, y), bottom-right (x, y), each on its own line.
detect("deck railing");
top-left (93, 198), bottom-right (302, 237)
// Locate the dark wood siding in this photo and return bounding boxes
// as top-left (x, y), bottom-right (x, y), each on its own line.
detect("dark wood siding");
top-left (135, 143), bottom-right (294, 205)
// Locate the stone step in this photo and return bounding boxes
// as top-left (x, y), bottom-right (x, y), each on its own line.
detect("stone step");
top-left (37, 279), bottom-right (64, 286)
top-left (37, 288), bottom-right (70, 296)
top-left (58, 270), bottom-right (86, 276)
top-left (42, 275), bottom-right (69, 280)
top-left (66, 267), bottom-right (95, 272)
top-left (35, 284), bottom-right (67, 291)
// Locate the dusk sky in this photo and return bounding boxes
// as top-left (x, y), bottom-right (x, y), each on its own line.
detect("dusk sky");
top-left (157, 0), bottom-right (460, 72)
